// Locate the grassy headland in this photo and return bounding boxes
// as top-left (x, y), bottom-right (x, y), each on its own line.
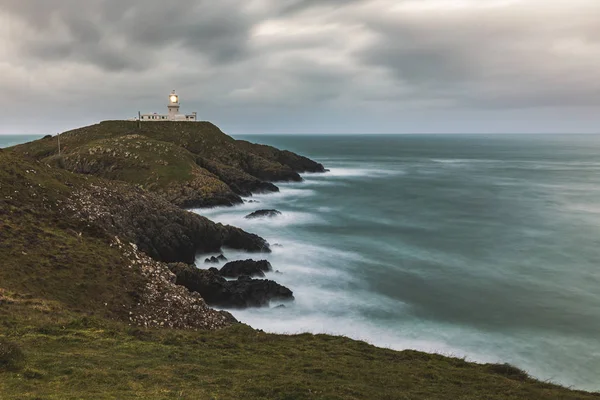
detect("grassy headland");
top-left (0, 123), bottom-right (597, 399)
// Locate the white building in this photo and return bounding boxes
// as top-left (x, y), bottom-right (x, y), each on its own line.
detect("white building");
top-left (138, 90), bottom-right (197, 122)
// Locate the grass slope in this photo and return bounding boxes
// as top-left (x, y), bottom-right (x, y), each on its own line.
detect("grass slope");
top-left (1, 298), bottom-right (598, 400)
top-left (0, 150), bottom-right (141, 320)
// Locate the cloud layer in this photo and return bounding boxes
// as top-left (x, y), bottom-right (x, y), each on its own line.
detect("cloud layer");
top-left (1, 0), bottom-right (599, 134)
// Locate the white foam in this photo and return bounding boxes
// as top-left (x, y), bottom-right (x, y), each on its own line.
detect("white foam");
top-left (322, 167), bottom-right (404, 178)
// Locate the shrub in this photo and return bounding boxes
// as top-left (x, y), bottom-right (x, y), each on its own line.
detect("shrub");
top-left (0, 339), bottom-right (25, 371)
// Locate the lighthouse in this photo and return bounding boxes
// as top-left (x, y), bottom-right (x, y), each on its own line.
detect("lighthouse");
top-left (168, 90), bottom-right (180, 119)
top-left (138, 90), bottom-right (198, 122)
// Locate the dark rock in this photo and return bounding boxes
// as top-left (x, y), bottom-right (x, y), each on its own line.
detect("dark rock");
top-left (274, 304), bottom-right (286, 309)
top-left (65, 183), bottom-right (270, 264)
top-left (208, 267), bottom-right (220, 274)
top-left (223, 227), bottom-right (271, 253)
top-left (196, 157), bottom-right (280, 197)
top-left (245, 209), bottom-right (282, 219)
top-left (205, 254), bottom-right (227, 264)
top-left (234, 140), bottom-right (327, 174)
top-left (169, 264), bottom-right (294, 309)
top-left (224, 277), bottom-right (294, 308)
top-left (43, 135), bottom-right (53, 140)
top-left (220, 260), bottom-right (272, 278)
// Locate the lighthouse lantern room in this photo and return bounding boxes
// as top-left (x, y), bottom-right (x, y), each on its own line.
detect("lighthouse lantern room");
top-left (139, 90), bottom-right (197, 122)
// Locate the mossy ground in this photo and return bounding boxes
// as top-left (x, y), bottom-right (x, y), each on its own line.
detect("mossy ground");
top-left (0, 151), bottom-right (144, 319)
top-left (11, 120), bottom-right (296, 205)
top-left (1, 297), bottom-right (598, 400)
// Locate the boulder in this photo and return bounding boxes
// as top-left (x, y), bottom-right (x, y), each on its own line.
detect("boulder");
top-left (245, 209), bottom-right (282, 219)
top-left (217, 254), bottom-right (228, 262)
top-left (168, 264), bottom-right (294, 309)
top-left (220, 259), bottom-right (272, 278)
top-left (227, 276), bottom-right (294, 308)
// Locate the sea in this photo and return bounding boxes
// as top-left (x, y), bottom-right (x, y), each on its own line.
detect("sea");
top-left (3, 133), bottom-right (600, 391)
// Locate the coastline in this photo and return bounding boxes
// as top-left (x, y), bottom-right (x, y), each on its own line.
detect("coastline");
top-left (2, 130), bottom-right (600, 398)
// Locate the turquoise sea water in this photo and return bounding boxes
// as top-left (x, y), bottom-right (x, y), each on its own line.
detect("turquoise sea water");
top-left (0, 135), bottom-right (43, 148)
top-left (3, 133), bottom-right (600, 390)
top-left (199, 134), bottom-right (600, 391)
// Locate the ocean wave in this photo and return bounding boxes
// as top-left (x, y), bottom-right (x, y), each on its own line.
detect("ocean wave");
top-left (322, 167), bottom-right (404, 178)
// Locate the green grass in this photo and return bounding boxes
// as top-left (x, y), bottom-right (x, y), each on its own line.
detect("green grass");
top-left (0, 151), bottom-right (144, 319)
top-left (0, 297), bottom-right (597, 400)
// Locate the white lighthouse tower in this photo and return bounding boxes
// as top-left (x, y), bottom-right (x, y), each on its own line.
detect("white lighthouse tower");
top-left (168, 90), bottom-right (180, 119)
top-left (138, 90), bottom-right (198, 121)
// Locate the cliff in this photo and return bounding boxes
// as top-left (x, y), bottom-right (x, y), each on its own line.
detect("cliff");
top-left (12, 121), bottom-right (326, 208)
top-left (0, 127), bottom-right (597, 399)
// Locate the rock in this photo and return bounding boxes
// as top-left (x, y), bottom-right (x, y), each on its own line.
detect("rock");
top-left (205, 254), bottom-right (227, 264)
top-left (220, 259), bottom-right (272, 278)
top-left (226, 277), bottom-right (294, 308)
top-left (64, 183), bottom-right (270, 264)
top-left (169, 264), bottom-right (294, 309)
top-left (274, 304), bottom-right (286, 309)
top-left (245, 209), bottom-right (282, 219)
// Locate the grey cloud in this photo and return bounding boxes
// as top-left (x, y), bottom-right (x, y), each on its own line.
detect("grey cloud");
top-left (357, 3), bottom-right (600, 108)
top-left (1, 0), bottom-right (600, 134)
top-left (1, 0), bottom-right (253, 71)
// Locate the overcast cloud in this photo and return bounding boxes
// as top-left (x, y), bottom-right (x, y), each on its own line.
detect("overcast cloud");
top-left (1, 0), bottom-right (599, 134)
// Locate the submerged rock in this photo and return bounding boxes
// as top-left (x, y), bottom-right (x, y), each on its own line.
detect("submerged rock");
top-left (245, 209), bottom-right (282, 219)
top-left (220, 260), bottom-right (272, 278)
top-left (168, 264), bottom-right (293, 309)
top-left (205, 254), bottom-right (228, 264)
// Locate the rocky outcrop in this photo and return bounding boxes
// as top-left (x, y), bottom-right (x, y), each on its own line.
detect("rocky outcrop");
top-left (168, 263), bottom-right (294, 309)
top-left (66, 182), bottom-right (270, 264)
top-left (117, 239), bottom-right (237, 330)
top-left (245, 210), bottom-right (282, 219)
top-left (0, 151), bottom-right (239, 330)
top-left (220, 260), bottom-right (273, 278)
top-left (196, 157), bottom-right (279, 197)
top-left (12, 121), bottom-right (325, 208)
top-left (235, 140), bottom-right (327, 173)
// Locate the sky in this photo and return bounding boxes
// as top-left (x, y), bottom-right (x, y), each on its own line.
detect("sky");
top-left (1, 0), bottom-right (599, 135)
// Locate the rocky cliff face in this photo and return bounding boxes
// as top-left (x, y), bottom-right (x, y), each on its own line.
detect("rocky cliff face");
top-left (2, 121), bottom-right (324, 329)
top-left (0, 150), bottom-right (267, 329)
top-left (13, 121), bottom-right (326, 208)
top-left (65, 181), bottom-right (269, 264)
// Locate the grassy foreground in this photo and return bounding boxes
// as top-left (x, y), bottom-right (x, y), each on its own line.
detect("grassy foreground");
top-left (1, 296), bottom-right (598, 400)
